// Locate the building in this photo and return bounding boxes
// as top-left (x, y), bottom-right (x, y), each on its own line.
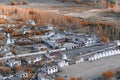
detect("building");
top-left (25, 56), bottom-right (42, 64)
top-left (43, 24), bottom-right (54, 30)
top-left (42, 33), bottom-right (65, 49)
top-left (6, 33), bottom-right (14, 45)
top-left (57, 60), bottom-right (69, 67)
top-left (6, 59), bottom-right (21, 68)
top-left (45, 52), bottom-right (60, 58)
top-left (32, 44), bottom-right (47, 51)
top-left (62, 42), bottom-right (78, 49)
top-left (21, 25), bottom-right (32, 34)
top-left (3, 52), bottom-right (13, 58)
top-left (37, 72), bottom-right (48, 80)
top-left (40, 66), bottom-right (58, 75)
top-left (15, 38), bottom-right (32, 44)
top-left (26, 20), bottom-right (36, 25)
top-left (0, 46), bottom-right (10, 53)
top-left (3, 76), bottom-right (21, 80)
top-left (16, 71), bottom-right (28, 79)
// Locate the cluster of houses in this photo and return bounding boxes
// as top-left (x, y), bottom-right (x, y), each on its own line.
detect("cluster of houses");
top-left (0, 17), bottom-right (119, 80)
top-left (41, 30), bottom-right (100, 50)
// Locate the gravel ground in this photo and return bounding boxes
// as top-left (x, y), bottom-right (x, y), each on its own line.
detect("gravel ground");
top-left (59, 54), bottom-right (120, 80)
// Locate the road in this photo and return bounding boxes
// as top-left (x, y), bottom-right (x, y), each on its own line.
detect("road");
top-left (59, 54), bottom-right (120, 80)
top-left (60, 42), bottom-right (117, 58)
top-left (0, 42), bottom-right (117, 60)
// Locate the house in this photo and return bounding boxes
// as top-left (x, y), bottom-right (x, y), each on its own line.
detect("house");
top-left (6, 59), bottom-right (21, 68)
top-left (66, 32), bottom-right (88, 45)
top-left (6, 33), bottom-right (14, 45)
top-left (33, 44), bottom-right (47, 51)
top-left (21, 25), bottom-right (31, 34)
top-left (41, 31), bottom-right (55, 38)
top-left (3, 75), bottom-right (21, 80)
top-left (57, 60), bottom-right (69, 67)
top-left (62, 54), bottom-right (68, 60)
top-left (42, 33), bottom-right (65, 49)
top-left (16, 71), bottom-right (28, 78)
top-left (0, 46), bottom-right (10, 53)
top-left (75, 57), bottom-right (84, 64)
top-left (40, 66), bottom-right (58, 75)
top-left (3, 52), bottom-right (13, 58)
top-left (26, 20), bottom-right (36, 25)
top-left (43, 24), bottom-right (54, 30)
top-left (62, 42), bottom-right (78, 50)
top-left (46, 66), bottom-right (58, 74)
top-left (33, 56), bottom-right (42, 63)
top-left (25, 56), bottom-right (42, 64)
top-left (85, 37), bottom-right (96, 46)
top-left (45, 52), bottom-right (60, 58)
top-left (15, 38), bottom-right (32, 45)
top-left (37, 72), bottom-right (48, 80)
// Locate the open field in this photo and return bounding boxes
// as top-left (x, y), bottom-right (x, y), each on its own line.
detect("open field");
top-left (59, 54), bottom-right (120, 80)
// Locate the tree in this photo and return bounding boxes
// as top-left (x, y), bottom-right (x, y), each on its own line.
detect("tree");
top-left (70, 77), bottom-right (77, 80)
top-left (0, 61), bottom-right (5, 66)
top-left (102, 70), bottom-right (114, 79)
top-left (14, 65), bottom-right (23, 72)
top-left (56, 77), bottom-right (64, 80)
top-left (26, 68), bottom-right (32, 73)
top-left (74, 0), bottom-right (81, 4)
top-left (77, 77), bottom-right (83, 80)
top-left (117, 70), bottom-right (120, 75)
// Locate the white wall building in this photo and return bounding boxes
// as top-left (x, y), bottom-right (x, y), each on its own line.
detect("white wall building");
top-left (58, 60), bottom-right (69, 67)
top-left (62, 42), bottom-right (78, 49)
top-left (46, 66), bottom-right (58, 75)
top-left (16, 71), bottom-right (28, 78)
top-left (6, 59), bottom-right (21, 68)
top-left (25, 56), bottom-right (42, 64)
top-left (33, 44), bottom-right (47, 51)
top-left (26, 20), bottom-right (36, 25)
top-left (85, 38), bottom-right (96, 46)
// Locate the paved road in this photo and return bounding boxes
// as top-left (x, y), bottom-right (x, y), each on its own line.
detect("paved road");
top-left (59, 54), bottom-right (120, 80)
top-left (0, 42), bottom-right (117, 60)
top-left (61, 42), bottom-right (117, 58)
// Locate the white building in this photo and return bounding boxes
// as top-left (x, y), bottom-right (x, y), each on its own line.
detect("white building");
top-left (16, 38), bottom-right (32, 43)
top-left (42, 33), bottom-right (65, 49)
top-left (46, 66), bottom-right (58, 75)
top-left (44, 24), bottom-right (54, 30)
top-left (6, 33), bottom-right (14, 45)
top-left (85, 38), bottom-right (95, 46)
top-left (6, 59), bottom-right (21, 68)
top-left (0, 46), bottom-right (10, 53)
top-left (62, 54), bottom-right (68, 60)
top-left (33, 56), bottom-right (42, 63)
top-left (16, 71), bottom-right (28, 78)
top-left (58, 60), bottom-right (69, 67)
top-left (21, 25), bottom-right (31, 34)
top-left (25, 56), bottom-right (42, 64)
top-left (76, 57), bottom-right (84, 63)
top-left (33, 44), bottom-right (47, 51)
top-left (41, 66), bottom-right (58, 75)
top-left (62, 42), bottom-right (78, 49)
top-left (3, 52), bottom-right (13, 58)
top-left (26, 20), bottom-right (36, 25)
